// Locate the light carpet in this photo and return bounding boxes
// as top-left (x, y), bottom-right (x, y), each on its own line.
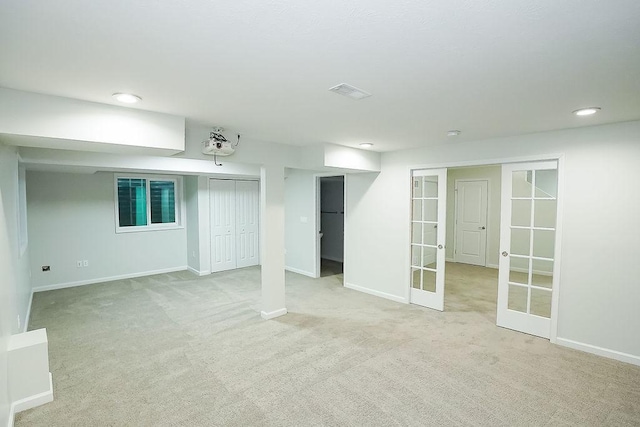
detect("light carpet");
top-left (16, 264), bottom-right (640, 426)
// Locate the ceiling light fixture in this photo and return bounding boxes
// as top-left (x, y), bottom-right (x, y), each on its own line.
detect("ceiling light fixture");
top-left (359, 143), bottom-right (374, 148)
top-left (573, 107), bottom-right (601, 116)
top-left (447, 130), bottom-right (461, 137)
top-left (112, 93), bottom-right (142, 104)
top-left (329, 83), bottom-right (372, 100)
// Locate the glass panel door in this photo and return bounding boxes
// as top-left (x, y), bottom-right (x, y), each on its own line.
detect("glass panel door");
top-left (410, 168), bottom-right (447, 311)
top-left (497, 161), bottom-right (558, 338)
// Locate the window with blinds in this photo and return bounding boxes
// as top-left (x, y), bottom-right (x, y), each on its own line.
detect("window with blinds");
top-left (115, 175), bottom-right (181, 232)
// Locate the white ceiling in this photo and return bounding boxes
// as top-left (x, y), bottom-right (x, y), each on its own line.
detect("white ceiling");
top-left (1, 0), bottom-right (639, 152)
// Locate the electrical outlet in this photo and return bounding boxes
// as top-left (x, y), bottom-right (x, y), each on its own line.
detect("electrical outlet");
top-left (83, 260), bottom-right (89, 267)
top-left (76, 260), bottom-right (82, 268)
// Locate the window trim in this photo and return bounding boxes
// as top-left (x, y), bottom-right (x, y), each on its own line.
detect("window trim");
top-left (114, 174), bottom-right (184, 233)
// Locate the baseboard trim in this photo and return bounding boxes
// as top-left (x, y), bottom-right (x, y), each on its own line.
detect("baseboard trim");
top-left (23, 289), bottom-right (34, 333)
top-left (285, 266), bottom-right (316, 278)
top-left (187, 266), bottom-right (211, 276)
top-left (32, 267), bottom-right (188, 293)
top-left (556, 337), bottom-right (640, 367)
top-left (7, 402), bottom-right (15, 427)
top-left (12, 372), bottom-right (53, 414)
top-left (345, 282), bottom-right (407, 304)
top-left (261, 308), bottom-right (288, 320)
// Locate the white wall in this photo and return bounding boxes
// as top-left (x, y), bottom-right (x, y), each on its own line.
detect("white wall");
top-left (320, 178), bottom-right (344, 262)
top-left (446, 166), bottom-right (501, 267)
top-left (284, 169), bottom-right (318, 277)
top-left (27, 171), bottom-right (187, 290)
top-left (185, 176), bottom-right (200, 273)
top-left (0, 88), bottom-right (185, 155)
top-left (0, 144), bottom-right (33, 425)
top-left (345, 120), bottom-right (640, 362)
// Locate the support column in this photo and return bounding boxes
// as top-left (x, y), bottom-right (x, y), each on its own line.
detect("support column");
top-left (260, 164), bottom-right (287, 319)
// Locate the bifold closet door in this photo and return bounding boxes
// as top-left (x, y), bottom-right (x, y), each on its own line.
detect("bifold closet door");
top-left (235, 180), bottom-right (260, 268)
top-left (210, 179), bottom-right (236, 272)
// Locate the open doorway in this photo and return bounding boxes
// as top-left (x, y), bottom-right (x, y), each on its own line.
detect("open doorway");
top-left (317, 176), bottom-right (344, 278)
top-left (445, 165), bottom-right (500, 320)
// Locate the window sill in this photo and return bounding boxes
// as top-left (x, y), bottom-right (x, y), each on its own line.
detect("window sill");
top-left (115, 224), bottom-right (184, 234)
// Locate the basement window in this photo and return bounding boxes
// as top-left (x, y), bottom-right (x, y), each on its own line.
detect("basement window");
top-left (115, 174), bottom-right (182, 232)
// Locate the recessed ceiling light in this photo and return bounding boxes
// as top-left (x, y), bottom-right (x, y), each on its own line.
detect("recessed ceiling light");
top-left (359, 143), bottom-right (374, 148)
top-left (112, 93), bottom-right (142, 104)
top-left (573, 107), bottom-right (601, 116)
top-left (447, 130), bottom-right (461, 137)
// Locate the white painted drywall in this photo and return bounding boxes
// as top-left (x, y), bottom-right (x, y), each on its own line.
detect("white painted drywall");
top-left (320, 178), bottom-right (344, 262)
top-left (0, 88), bottom-right (185, 154)
top-left (0, 144), bottom-right (33, 425)
top-left (284, 169), bottom-right (318, 276)
top-left (345, 120), bottom-right (640, 360)
top-left (27, 171), bottom-right (187, 289)
top-left (185, 176), bottom-right (200, 273)
top-left (446, 166), bottom-right (501, 267)
top-left (324, 144), bottom-right (381, 172)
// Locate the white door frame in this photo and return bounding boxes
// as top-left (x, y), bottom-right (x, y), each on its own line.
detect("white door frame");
top-left (406, 153), bottom-right (564, 343)
top-left (453, 178), bottom-right (489, 266)
top-left (314, 173), bottom-right (347, 281)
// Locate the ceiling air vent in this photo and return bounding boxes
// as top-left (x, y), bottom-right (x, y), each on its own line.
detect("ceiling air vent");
top-left (328, 83), bottom-right (372, 100)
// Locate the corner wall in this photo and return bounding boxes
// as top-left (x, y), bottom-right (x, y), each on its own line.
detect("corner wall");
top-left (27, 171), bottom-right (187, 290)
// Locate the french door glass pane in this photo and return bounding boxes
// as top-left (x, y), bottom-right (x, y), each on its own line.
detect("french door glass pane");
top-left (534, 169), bottom-right (558, 198)
top-left (533, 230), bottom-right (555, 258)
top-left (530, 288), bottom-right (552, 318)
top-left (508, 284), bottom-right (528, 312)
top-left (422, 246), bottom-right (437, 269)
top-left (412, 177), bottom-right (422, 198)
top-left (423, 200), bottom-right (438, 222)
top-left (534, 199), bottom-right (557, 228)
top-left (510, 228), bottom-right (531, 256)
top-left (532, 259), bottom-right (553, 288)
top-left (423, 269), bottom-right (436, 292)
top-left (423, 177), bottom-right (438, 197)
top-left (509, 257), bottom-right (529, 285)
top-left (412, 199), bottom-right (422, 218)
top-left (412, 267), bottom-right (421, 289)
top-left (411, 223), bottom-right (422, 244)
top-left (511, 200), bottom-right (532, 226)
top-left (512, 171), bottom-right (532, 197)
top-left (422, 224), bottom-right (437, 246)
top-left (411, 245), bottom-right (421, 267)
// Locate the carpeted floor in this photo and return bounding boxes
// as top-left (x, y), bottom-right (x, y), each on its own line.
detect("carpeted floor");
top-left (16, 263), bottom-right (640, 426)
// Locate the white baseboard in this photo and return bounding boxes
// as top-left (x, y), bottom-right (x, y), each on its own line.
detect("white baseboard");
top-left (345, 282), bottom-right (407, 304)
top-left (187, 266), bottom-right (211, 276)
top-left (285, 266), bottom-right (316, 278)
top-left (7, 403), bottom-right (14, 427)
top-left (261, 308), bottom-right (288, 320)
top-left (556, 337), bottom-right (640, 367)
top-left (32, 266), bottom-right (188, 293)
top-left (22, 290), bottom-right (34, 333)
top-left (12, 372), bottom-right (53, 414)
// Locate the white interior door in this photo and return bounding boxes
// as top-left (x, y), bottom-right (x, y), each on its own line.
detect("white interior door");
top-left (455, 180), bottom-right (488, 266)
top-left (497, 161), bottom-right (559, 338)
top-left (210, 179), bottom-right (236, 273)
top-left (410, 169), bottom-right (447, 311)
top-left (235, 180), bottom-right (260, 268)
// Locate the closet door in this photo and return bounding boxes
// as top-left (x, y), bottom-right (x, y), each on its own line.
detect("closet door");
top-left (210, 179), bottom-right (236, 272)
top-left (235, 180), bottom-right (260, 268)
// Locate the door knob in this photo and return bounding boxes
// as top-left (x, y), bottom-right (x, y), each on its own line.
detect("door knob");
top-left (438, 244), bottom-right (443, 249)
top-left (479, 226), bottom-right (486, 230)
top-left (502, 251), bottom-right (508, 257)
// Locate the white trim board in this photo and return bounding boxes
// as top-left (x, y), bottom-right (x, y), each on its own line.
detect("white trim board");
top-left (345, 282), bottom-right (408, 304)
top-left (285, 266), bottom-right (315, 278)
top-left (12, 373), bottom-right (53, 414)
top-left (187, 266), bottom-right (211, 277)
top-left (556, 337), bottom-right (640, 367)
top-left (261, 308), bottom-right (287, 320)
top-left (7, 403), bottom-right (14, 427)
top-left (32, 266), bottom-right (188, 292)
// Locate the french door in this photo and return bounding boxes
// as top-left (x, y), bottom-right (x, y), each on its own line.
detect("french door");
top-left (410, 169), bottom-right (447, 311)
top-left (497, 161), bottom-right (559, 338)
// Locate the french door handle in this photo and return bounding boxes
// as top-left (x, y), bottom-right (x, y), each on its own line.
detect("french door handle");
top-left (438, 244), bottom-right (443, 249)
top-left (479, 226), bottom-right (486, 230)
top-left (502, 251), bottom-right (508, 257)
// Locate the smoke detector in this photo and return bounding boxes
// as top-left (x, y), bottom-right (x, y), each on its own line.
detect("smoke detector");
top-left (329, 83), bottom-right (372, 100)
